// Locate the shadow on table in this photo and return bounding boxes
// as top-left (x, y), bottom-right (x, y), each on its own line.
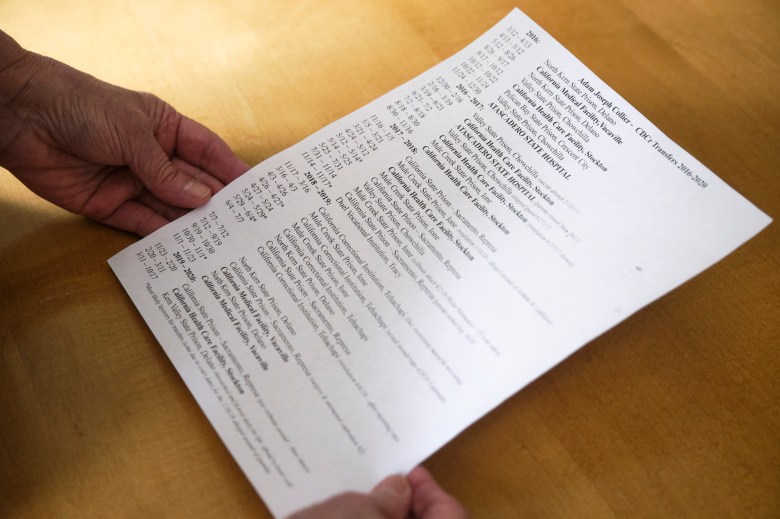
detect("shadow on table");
top-left (0, 201), bottom-right (155, 512)
top-left (0, 198), bottom-right (266, 517)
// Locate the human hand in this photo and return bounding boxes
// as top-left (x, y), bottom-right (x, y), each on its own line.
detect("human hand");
top-left (287, 466), bottom-right (468, 519)
top-left (0, 31), bottom-right (249, 236)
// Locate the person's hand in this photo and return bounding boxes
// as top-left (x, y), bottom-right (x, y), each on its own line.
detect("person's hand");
top-left (287, 466), bottom-right (468, 519)
top-left (0, 30), bottom-right (249, 236)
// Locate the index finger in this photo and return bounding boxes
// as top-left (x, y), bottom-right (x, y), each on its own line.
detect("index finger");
top-left (175, 116), bottom-right (251, 185)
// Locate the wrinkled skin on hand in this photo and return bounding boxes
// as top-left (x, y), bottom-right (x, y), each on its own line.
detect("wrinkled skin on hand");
top-left (0, 30), bottom-right (249, 236)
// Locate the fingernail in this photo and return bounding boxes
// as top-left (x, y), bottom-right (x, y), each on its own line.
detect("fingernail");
top-left (183, 179), bottom-right (211, 200)
top-left (371, 474), bottom-right (410, 500)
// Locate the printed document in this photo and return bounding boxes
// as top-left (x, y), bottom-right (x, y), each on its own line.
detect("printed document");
top-left (109, 9), bottom-right (771, 517)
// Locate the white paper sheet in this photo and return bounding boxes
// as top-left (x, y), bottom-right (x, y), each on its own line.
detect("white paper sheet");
top-left (109, 9), bottom-right (771, 517)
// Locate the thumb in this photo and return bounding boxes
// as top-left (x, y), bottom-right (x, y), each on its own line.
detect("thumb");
top-left (369, 474), bottom-right (412, 519)
top-left (128, 131), bottom-right (212, 208)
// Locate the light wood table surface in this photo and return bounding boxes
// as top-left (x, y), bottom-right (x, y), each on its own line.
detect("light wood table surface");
top-left (1, 1), bottom-right (778, 517)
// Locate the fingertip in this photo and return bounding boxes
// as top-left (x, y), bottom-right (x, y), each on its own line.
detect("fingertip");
top-left (408, 465), bottom-right (432, 483)
top-left (138, 216), bottom-right (169, 237)
top-left (370, 474), bottom-right (412, 519)
top-left (182, 177), bottom-right (212, 202)
top-left (175, 116), bottom-right (251, 185)
top-left (228, 160), bottom-right (251, 183)
top-left (221, 154), bottom-right (251, 184)
top-left (95, 200), bottom-right (169, 237)
top-left (214, 150), bottom-right (251, 185)
top-left (409, 466), bottom-right (469, 519)
top-left (371, 474), bottom-right (411, 500)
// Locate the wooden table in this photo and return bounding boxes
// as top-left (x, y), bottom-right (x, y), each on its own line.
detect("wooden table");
top-left (1, 1), bottom-right (777, 517)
